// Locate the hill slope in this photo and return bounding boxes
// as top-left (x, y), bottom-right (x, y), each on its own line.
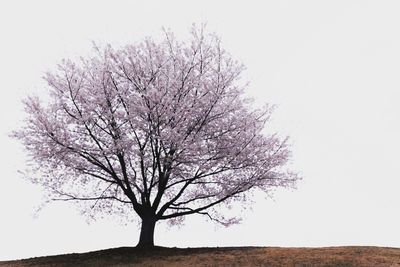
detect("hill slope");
top-left (1, 246), bottom-right (399, 266)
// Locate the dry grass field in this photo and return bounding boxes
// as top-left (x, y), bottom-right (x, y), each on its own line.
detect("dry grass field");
top-left (1, 246), bottom-right (399, 267)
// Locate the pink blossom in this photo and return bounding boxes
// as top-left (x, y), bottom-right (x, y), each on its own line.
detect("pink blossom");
top-left (12, 24), bottom-right (300, 248)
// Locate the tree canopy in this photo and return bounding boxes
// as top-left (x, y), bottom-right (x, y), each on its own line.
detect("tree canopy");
top-left (12, 25), bottom-right (300, 248)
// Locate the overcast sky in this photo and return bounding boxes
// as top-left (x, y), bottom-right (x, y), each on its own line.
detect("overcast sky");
top-left (1, 0), bottom-right (399, 261)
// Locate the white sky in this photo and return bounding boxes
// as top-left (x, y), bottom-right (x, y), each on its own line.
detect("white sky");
top-left (1, 0), bottom-right (399, 261)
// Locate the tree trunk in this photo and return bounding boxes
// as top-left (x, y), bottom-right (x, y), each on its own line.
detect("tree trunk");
top-left (136, 217), bottom-right (156, 248)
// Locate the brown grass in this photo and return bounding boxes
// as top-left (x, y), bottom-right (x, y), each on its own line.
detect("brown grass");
top-left (1, 246), bottom-right (399, 267)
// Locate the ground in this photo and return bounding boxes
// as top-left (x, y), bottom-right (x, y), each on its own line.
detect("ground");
top-left (1, 246), bottom-right (399, 266)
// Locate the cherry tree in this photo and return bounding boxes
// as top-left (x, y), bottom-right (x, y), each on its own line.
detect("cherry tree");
top-left (12, 26), bottom-right (300, 248)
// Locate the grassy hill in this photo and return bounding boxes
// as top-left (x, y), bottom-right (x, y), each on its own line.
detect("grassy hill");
top-left (1, 246), bottom-right (399, 266)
